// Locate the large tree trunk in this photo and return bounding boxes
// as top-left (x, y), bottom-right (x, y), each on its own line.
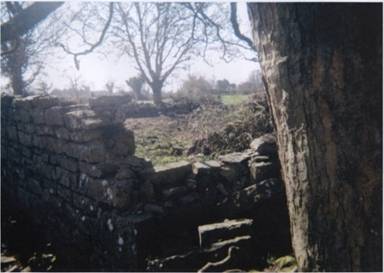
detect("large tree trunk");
top-left (248, 3), bottom-right (382, 271)
top-left (151, 81), bottom-right (163, 106)
top-left (10, 39), bottom-right (25, 96)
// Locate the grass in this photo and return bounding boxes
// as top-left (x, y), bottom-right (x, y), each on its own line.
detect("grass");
top-left (135, 137), bottom-right (190, 165)
top-left (220, 94), bottom-right (250, 105)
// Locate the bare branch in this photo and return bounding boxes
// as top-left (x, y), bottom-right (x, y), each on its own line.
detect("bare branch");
top-left (230, 3), bottom-right (257, 52)
top-left (57, 2), bottom-right (114, 70)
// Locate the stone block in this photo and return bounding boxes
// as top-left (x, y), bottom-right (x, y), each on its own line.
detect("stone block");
top-left (13, 109), bottom-right (32, 123)
top-left (73, 193), bottom-right (98, 217)
top-left (40, 164), bottom-right (57, 181)
top-left (192, 162), bottom-right (210, 175)
top-left (198, 218), bottom-right (253, 248)
top-left (249, 133), bottom-right (277, 157)
top-left (18, 123), bottom-right (35, 134)
top-left (218, 152), bottom-right (251, 187)
top-left (102, 124), bottom-right (135, 156)
top-left (78, 162), bottom-right (97, 178)
top-left (79, 162), bottom-right (102, 178)
top-left (218, 151), bottom-right (253, 164)
top-left (55, 127), bottom-right (71, 140)
top-left (57, 184), bottom-right (73, 202)
top-left (204, 160), bottom-right (222, 169)
top-left (36, 125), bottom-right (56, 136)
top-left (89, 94), bottom-right (132, 108)
top-left (27, 178), bottom-right (44, 196)
top-left (144, 203), bottom-right (165, 215)
top-left (21, 146), bottom-right (32, 158)
top-left (77, 174), bottom-right (103, 199)
top-left (30, 108), bottom-right (46, 124)
top-left (64, 109), bottom-right (106, 130)
top-left (13, 96), bottom-right (36, 110)
top-left (77, 175), bottom-right (133, 209)
top-left (18, 131), bottom-right (33, 146)
top-left (57, 155), bottom-right (78, 172)
top-left (45, 106), bottom-right (65, 126)
top-left (44, 136), bottom-right (60, 153)
top-left (193, 161), bottom-right (225, 194)
top-left (48, 154), bottom-right (59, 165)
top-left (249, 160), bottom-right (277, 184)
top-left (69, 130), bottom-right (103, 143)
top-left (179, 192), bottom-right (199, 205)
top-left (65, 141), bottom-right (106, 163)
top-left (149, 161), bottom-right (192, 186)
top-left (30, 95), bottom-right (60, 109)
top-left (256, 178), bottom-right (283, 198)
top-left (139, 180), bottom-right (155, 201)
top-left (57, 168), bottom-right (77, 188)
top-left (7, 125), bottom-right (18, 140)
top-left (162, 186), bottom-right (189, 200)
top-left (115, 167), bottom-right (135, 180)
top-left (109, 179), bottom-right (133, 209)
top-left (222, 178), bottom-right (283, 213)
top-left (32, 135), bottom-right (45, 149)
top-left (1, 93), bottom-right (14, 109)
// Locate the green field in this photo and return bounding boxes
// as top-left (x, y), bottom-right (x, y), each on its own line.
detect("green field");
top-left (220, 94), bottom-right (250, 105)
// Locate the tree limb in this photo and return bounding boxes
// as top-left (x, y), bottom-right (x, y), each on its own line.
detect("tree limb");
top-left (57, 2), bottom-right (114, 70)
top-left (1, 2), bottom-right (63, 43)
top-left (230, 3), bottom-right (257, 52)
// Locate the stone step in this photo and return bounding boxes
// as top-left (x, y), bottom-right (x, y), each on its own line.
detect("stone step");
top-left (198, 218), bottom-right (253, 248)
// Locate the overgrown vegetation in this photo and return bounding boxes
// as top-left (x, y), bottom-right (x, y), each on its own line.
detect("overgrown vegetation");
top-left (129, 93), bottom-right (272, 165)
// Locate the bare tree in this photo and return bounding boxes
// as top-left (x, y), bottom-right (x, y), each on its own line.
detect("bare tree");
top-left (112, 3), bottom-right (240, 105)
top-left (105, 81), bottom-right (115, 94)
top-left (111, 3), bottom-right (198, 104)
top-left (178, 75), bottom-right (213, 97)
top-left (35, 80), bottom-right (52, 95)
top-left (125, 76), bottom-right (145, 100)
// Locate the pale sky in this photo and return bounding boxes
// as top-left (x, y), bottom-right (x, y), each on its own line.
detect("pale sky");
top-left (2, 2), bottom-right (260, 93)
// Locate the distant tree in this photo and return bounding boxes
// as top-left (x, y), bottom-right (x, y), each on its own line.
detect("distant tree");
top-left (125, 76), bottom-right (145, 100)
top-left (177, 75), bottom-right (213, 98)
top-left (229, 83), bottom-right (236, 91)
top-left (105, 81), bottom-right (115, 94)
top-left (216, 79), bottom-right (231, 93)
top-left (35, 81), bottom-right (52, 95)
top-left (237, 69), bottom-right (264, 94)
top-left (247, 69), bottom-right (263, 89)
top-left (112, 3), bottom-right (237, 105)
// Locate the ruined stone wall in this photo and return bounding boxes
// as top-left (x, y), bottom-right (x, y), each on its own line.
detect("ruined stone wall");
top-left (1, 94), bottom-right (150, 270)
top-left (1, 94), bottom-right (287, 271)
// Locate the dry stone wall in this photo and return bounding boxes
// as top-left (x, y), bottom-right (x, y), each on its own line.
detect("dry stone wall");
top-left (1, 94), bottom-right (287, 271)
top-left (1, 94), bottom-right (149, 270)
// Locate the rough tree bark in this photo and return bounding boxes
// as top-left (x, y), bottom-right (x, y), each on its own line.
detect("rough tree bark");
top-left (248, 3), bottom-right (382, 271)
top-left (6, 37), bottom-right (26, 96)
top-left (151, 80), bottom-right (164, 106)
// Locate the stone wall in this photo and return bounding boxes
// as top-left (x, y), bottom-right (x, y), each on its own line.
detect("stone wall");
top-left (1, 94), bottom-right (289, 271)
top-left (1, 94), bottom-right (147, 270)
